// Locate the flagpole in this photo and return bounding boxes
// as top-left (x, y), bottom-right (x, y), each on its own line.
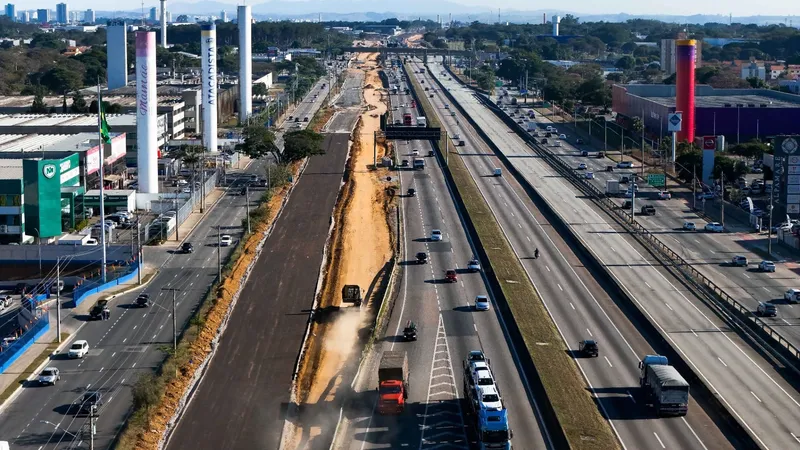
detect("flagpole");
top-left (97, 81), bottom-right (107, 283)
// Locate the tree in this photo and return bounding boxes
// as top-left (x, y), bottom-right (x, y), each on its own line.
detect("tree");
top-left (239, 125), bottom-right (280, 161)
top-left (675, 149), bottom-right (703, 182)
top-left (41, 66), bottom-right (83, 95)
top-left (30, 90), bottom-right (47, 113)
top-left (615, 55), bottom-right (636, 70)
top-left (746, 76), bottom-right (767, 88)
top-left (621, 41), bottom-right (638, 54)
top-left (252, 83), bottom-right (269, 96)
top-left (283, 129), bottom-right (324, 162)
top-left (70, 91), bottom-right (87, 113)
top-left (179, 145), bottom-right (204, 179)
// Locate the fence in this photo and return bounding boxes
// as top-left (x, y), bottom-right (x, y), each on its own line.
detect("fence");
top-left (71, 261), bottom-right (141, 307)
top-left (146, 170), bottom-right (219, 243)
top-left (0, 307), bottom-right (49, 373)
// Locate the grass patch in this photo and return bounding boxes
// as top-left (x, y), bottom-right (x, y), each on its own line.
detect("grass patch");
top-left (0, 333), bottom-right (67, 404)
top-left (406, 63), bottom-right (619, 450)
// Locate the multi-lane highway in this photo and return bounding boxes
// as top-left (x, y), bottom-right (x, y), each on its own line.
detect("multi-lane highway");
top-left (0, 77), bottom-right (333, 450)
top-left (499, 108), bottom-right (800, 348)
top-left (409, 60), bottom-right (738, 449)
top-left (333, 60), bottom-right (549, 450)
top-left (423, 59), bottom-right (800, 449)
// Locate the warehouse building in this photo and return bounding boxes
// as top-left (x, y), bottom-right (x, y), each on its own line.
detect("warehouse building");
top-left (612, 84), bottom-right (800, 144)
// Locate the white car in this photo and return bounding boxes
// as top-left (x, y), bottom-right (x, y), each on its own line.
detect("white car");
top-left (412, 150), bottom-right (419, 156)
top-left (38, 367), bottom-right (60, 385)
top-left (577, 163), bottom-right (587, 170)
top-left (220, 235), bottom-right (233, 246)
top-left (758, 260), bottom-right (776, 272)
top-left (683, 221), bottom-right (696, 231)
top-left (585, 172), bottom-right (594, 180)
top-left (617, 161), bottom-right (633, 169)
top-left (176, 179), bottom-right (188, 186)
top-left (784, 288), bottom-right (800, 303)
top-left (84, 238), bottom-right (99, 246)
top-left (430, 229), bottom-right (443, 241)
top-left (475, 295), bottom-right (490, 311)
top-left (559, 134), bottom-right (567, 139)
top-left (704, 222), bottom-right (724, 233)
top-left (467, 258), bottom-right (481, 272)
top-left (68, 340), bottom-right (89, 359)
top-left (657, 191), bottom-right (672, 200)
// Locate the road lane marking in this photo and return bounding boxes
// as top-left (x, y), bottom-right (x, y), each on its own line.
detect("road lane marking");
top-left (526, 236), bottom-right (531, 242)
top-left (570, 302), bottom-right (575, 310)
top-left (586, 328), bottom-right (592, 336)
top-left (557, 284), bottom-right (563, 291)
top-left (604, 356), bottom-right (613, 368)
top-left (665, 303), bottom-right (673, 311)
top-left (644, 281), bottom-right (652, 289)
top-left (654, 432), bottom-right (666, 449)
top-left (718, 357), bottom-right (728, 367)
top-left (743, 273), bottom-right (750, 279)
top-left (545, 265), bottom-right (550, 272)
top-left (762, 287), bottom-right (771, 293)
top-left (791, 433), bottom-right (800, 444)
top-left (626, 390), bottom-right (636, 403)
top-left (750, 391), bottom-right (762, 403)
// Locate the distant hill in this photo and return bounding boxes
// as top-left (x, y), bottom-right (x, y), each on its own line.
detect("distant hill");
top-left (96, 1), bottom-right (793, 26)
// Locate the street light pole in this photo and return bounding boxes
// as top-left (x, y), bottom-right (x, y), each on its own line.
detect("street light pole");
top-left (768, 189), bottom-right (774, 256)
top-left (245, 186), bottom-right (251, 235)
top-left (56, 257), bottom-right (61, 343)
top-left (217, 226), bottom-right (222, 280)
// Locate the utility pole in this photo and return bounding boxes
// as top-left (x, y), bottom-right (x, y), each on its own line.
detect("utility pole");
top-left (161, 288), bottom-right (179, 350)
top-left (217, 226), bottom-right (222, 280)
top-left (768, 188), bottom-right (774, 256)
top-left (174, 195), bottom-right (179, 241)
top-left (56, 258), bottom-right (61, 343)
top-left (604, 120), bottom-right (608, 152)
top-left (720, 172), bottom-right (725, 227)
top-left (245, 186), bottom-right (251, 235)
top-left (89, 404), bottom-right (98, 450)
top-left (692, 164), bottom-right (697, 210)
top-left (136, 217), bottom-right (142, 284)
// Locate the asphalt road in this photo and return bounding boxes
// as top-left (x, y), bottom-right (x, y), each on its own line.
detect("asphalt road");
top-left (326, 70), bottom-right (364, 133)
top-left (334, 62), bottom-right (549, 450)
top-left (492, 93), bottom-right (800, 349)
top-left (413, 61), bottom-right (735, 449)
top-left (164, 133), bottom-right (350, 450)
top-left (0, 78), bottom-right (334, 450)
top-left (424, 60), bottom-right (800, 449)
top-left (0, 162), bottom-right (265, 450)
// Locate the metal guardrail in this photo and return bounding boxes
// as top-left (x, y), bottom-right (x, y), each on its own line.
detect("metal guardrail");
top-left (463, 86), bottom-right (800, 369)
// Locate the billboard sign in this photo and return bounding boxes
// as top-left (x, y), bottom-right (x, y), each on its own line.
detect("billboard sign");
top-left (667, 112), bottom-right (682, 132)
top-left (702, 136), bottom-right (717, 150)
top-left (773, 135), bottom-right (800, 217)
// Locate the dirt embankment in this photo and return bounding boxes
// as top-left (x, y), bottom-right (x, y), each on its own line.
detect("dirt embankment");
top-left (286, 54), bottom-right (395, 450)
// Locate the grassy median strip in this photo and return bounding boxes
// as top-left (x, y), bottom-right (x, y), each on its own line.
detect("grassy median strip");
top-left (405, 63), bottom-right (618, 450)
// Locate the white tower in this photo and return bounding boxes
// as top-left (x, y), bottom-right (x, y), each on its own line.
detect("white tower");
top-left (107, 20), bottom-right (128, 89)
top-left (201, 23), bottom-right (218, 153)
top-left (160, 0), bottom-right (167, 47)
top-left (136, 31), bottom-right (158, 194)
top-left (238, 5), bottom-right (252, 123)
top-left (552, 15), bottom-right (560, 37)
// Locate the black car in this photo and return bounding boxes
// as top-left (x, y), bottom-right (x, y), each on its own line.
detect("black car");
top-left (136, 293), bottom-right (150, 308)
top-left (579, 340), bottom-right (599, 357)
top-left (182, 242), bottom-right (194, 253)
top-left (403, 321), bottom-right (418, 341)
top-left (407, 188), bottom-right (416, 197)
top-left (576, 138), bottom-right (585, 144)
top-left (415, 252), bottom-right (428, 264)
top-left (74, 391), bottom-right (103, 414)
top-left (89, 300), bottom-right (109, 320)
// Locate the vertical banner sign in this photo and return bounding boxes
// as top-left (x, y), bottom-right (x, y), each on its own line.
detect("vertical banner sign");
top-left (201, 24), bottom-right (218, 153)
top-left (776, 136), bottom-right (800, 215)
top-left (702, 136), bottom-right (717, 150)
top-left (238, 6), bottom-right (252, 122)
top-left (667, 112), bottom-right (682, 132)
top-left (136, 31), bottom-right (158, 194)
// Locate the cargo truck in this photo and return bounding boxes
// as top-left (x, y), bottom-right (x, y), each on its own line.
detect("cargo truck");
top-left (526, 121), bottom-right (536, 132)
top-left (605, 180), bottom-right (621, 196)
top-left (416, 116), bottom-right (427, 127)
top-left (463, 352), bottom-right (513, 449)
top-left (639, 355), bottom-right (689, 416)
top-left (341, 285), bottom-right (362, 307)
top-left (378, 351), bottom-right (409, 414)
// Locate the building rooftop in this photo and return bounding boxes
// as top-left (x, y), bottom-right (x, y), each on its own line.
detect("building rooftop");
top-left (85, 189), bottom-right (134, 196)
top-left (0, 94), bottom-right (184, 110)
top-left (649, 94), bottom-right (800, 109)
top-left (0, 131), bottom-right (123, 155)
top-left (0, 113), bottom-right (138, 128)
top-left (0, 159), bottom-right (23, 179)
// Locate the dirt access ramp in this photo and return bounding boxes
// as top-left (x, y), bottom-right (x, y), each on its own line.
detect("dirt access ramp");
top-left (282, 52), bottom-right (396, 450)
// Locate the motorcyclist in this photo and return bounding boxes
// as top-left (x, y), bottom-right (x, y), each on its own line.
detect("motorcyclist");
top-left (534, 248), bottom-right (539, 259)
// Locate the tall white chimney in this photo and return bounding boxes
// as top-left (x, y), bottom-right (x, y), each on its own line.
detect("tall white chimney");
top-left (201, 23), bottom-right (218, 153)
top-left (552, 15), bottom-right (561, 37)
top-left (160, 0), bottom-right (167, 47)
top-left (238, 5), bottom-right (252, 123)
top-left (136, 31), bottom-right (158, 194)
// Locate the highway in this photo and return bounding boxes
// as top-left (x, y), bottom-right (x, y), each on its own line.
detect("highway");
top-left (490, 90), bottom-right (800, 350)
top-left (334, 60), bottom-right (549, 450)
top-left (424, 60), bottom-right (800, 449)
top-left (409, 61), bottom-right (737, 449)
top-left (0, 78), bottom-right (332, 450)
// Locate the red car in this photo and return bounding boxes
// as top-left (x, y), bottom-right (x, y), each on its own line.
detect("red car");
top-left (445, 270), bottom-right (457, 283)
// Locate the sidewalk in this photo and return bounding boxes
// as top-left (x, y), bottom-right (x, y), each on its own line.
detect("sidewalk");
top-left (160, 187), bottom-right (227, 250)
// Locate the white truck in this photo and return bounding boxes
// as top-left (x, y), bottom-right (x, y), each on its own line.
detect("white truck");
top-left (58, 233), bottom-right (92, 245)
top-left (639, 355), bottom-right (689, 416)
top-left (526, 121), bottom-right (537, 132)
top-left (416, 116), bottom-right (427, 127)
top-left (605, 180), bottom-right (621, 196)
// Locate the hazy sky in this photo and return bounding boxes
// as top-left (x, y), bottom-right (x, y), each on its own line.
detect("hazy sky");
top-left (15, 0), bottom-right (800, 18)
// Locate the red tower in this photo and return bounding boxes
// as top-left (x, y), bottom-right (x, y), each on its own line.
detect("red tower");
top-left (675, 39), bottom-right (696, 143)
